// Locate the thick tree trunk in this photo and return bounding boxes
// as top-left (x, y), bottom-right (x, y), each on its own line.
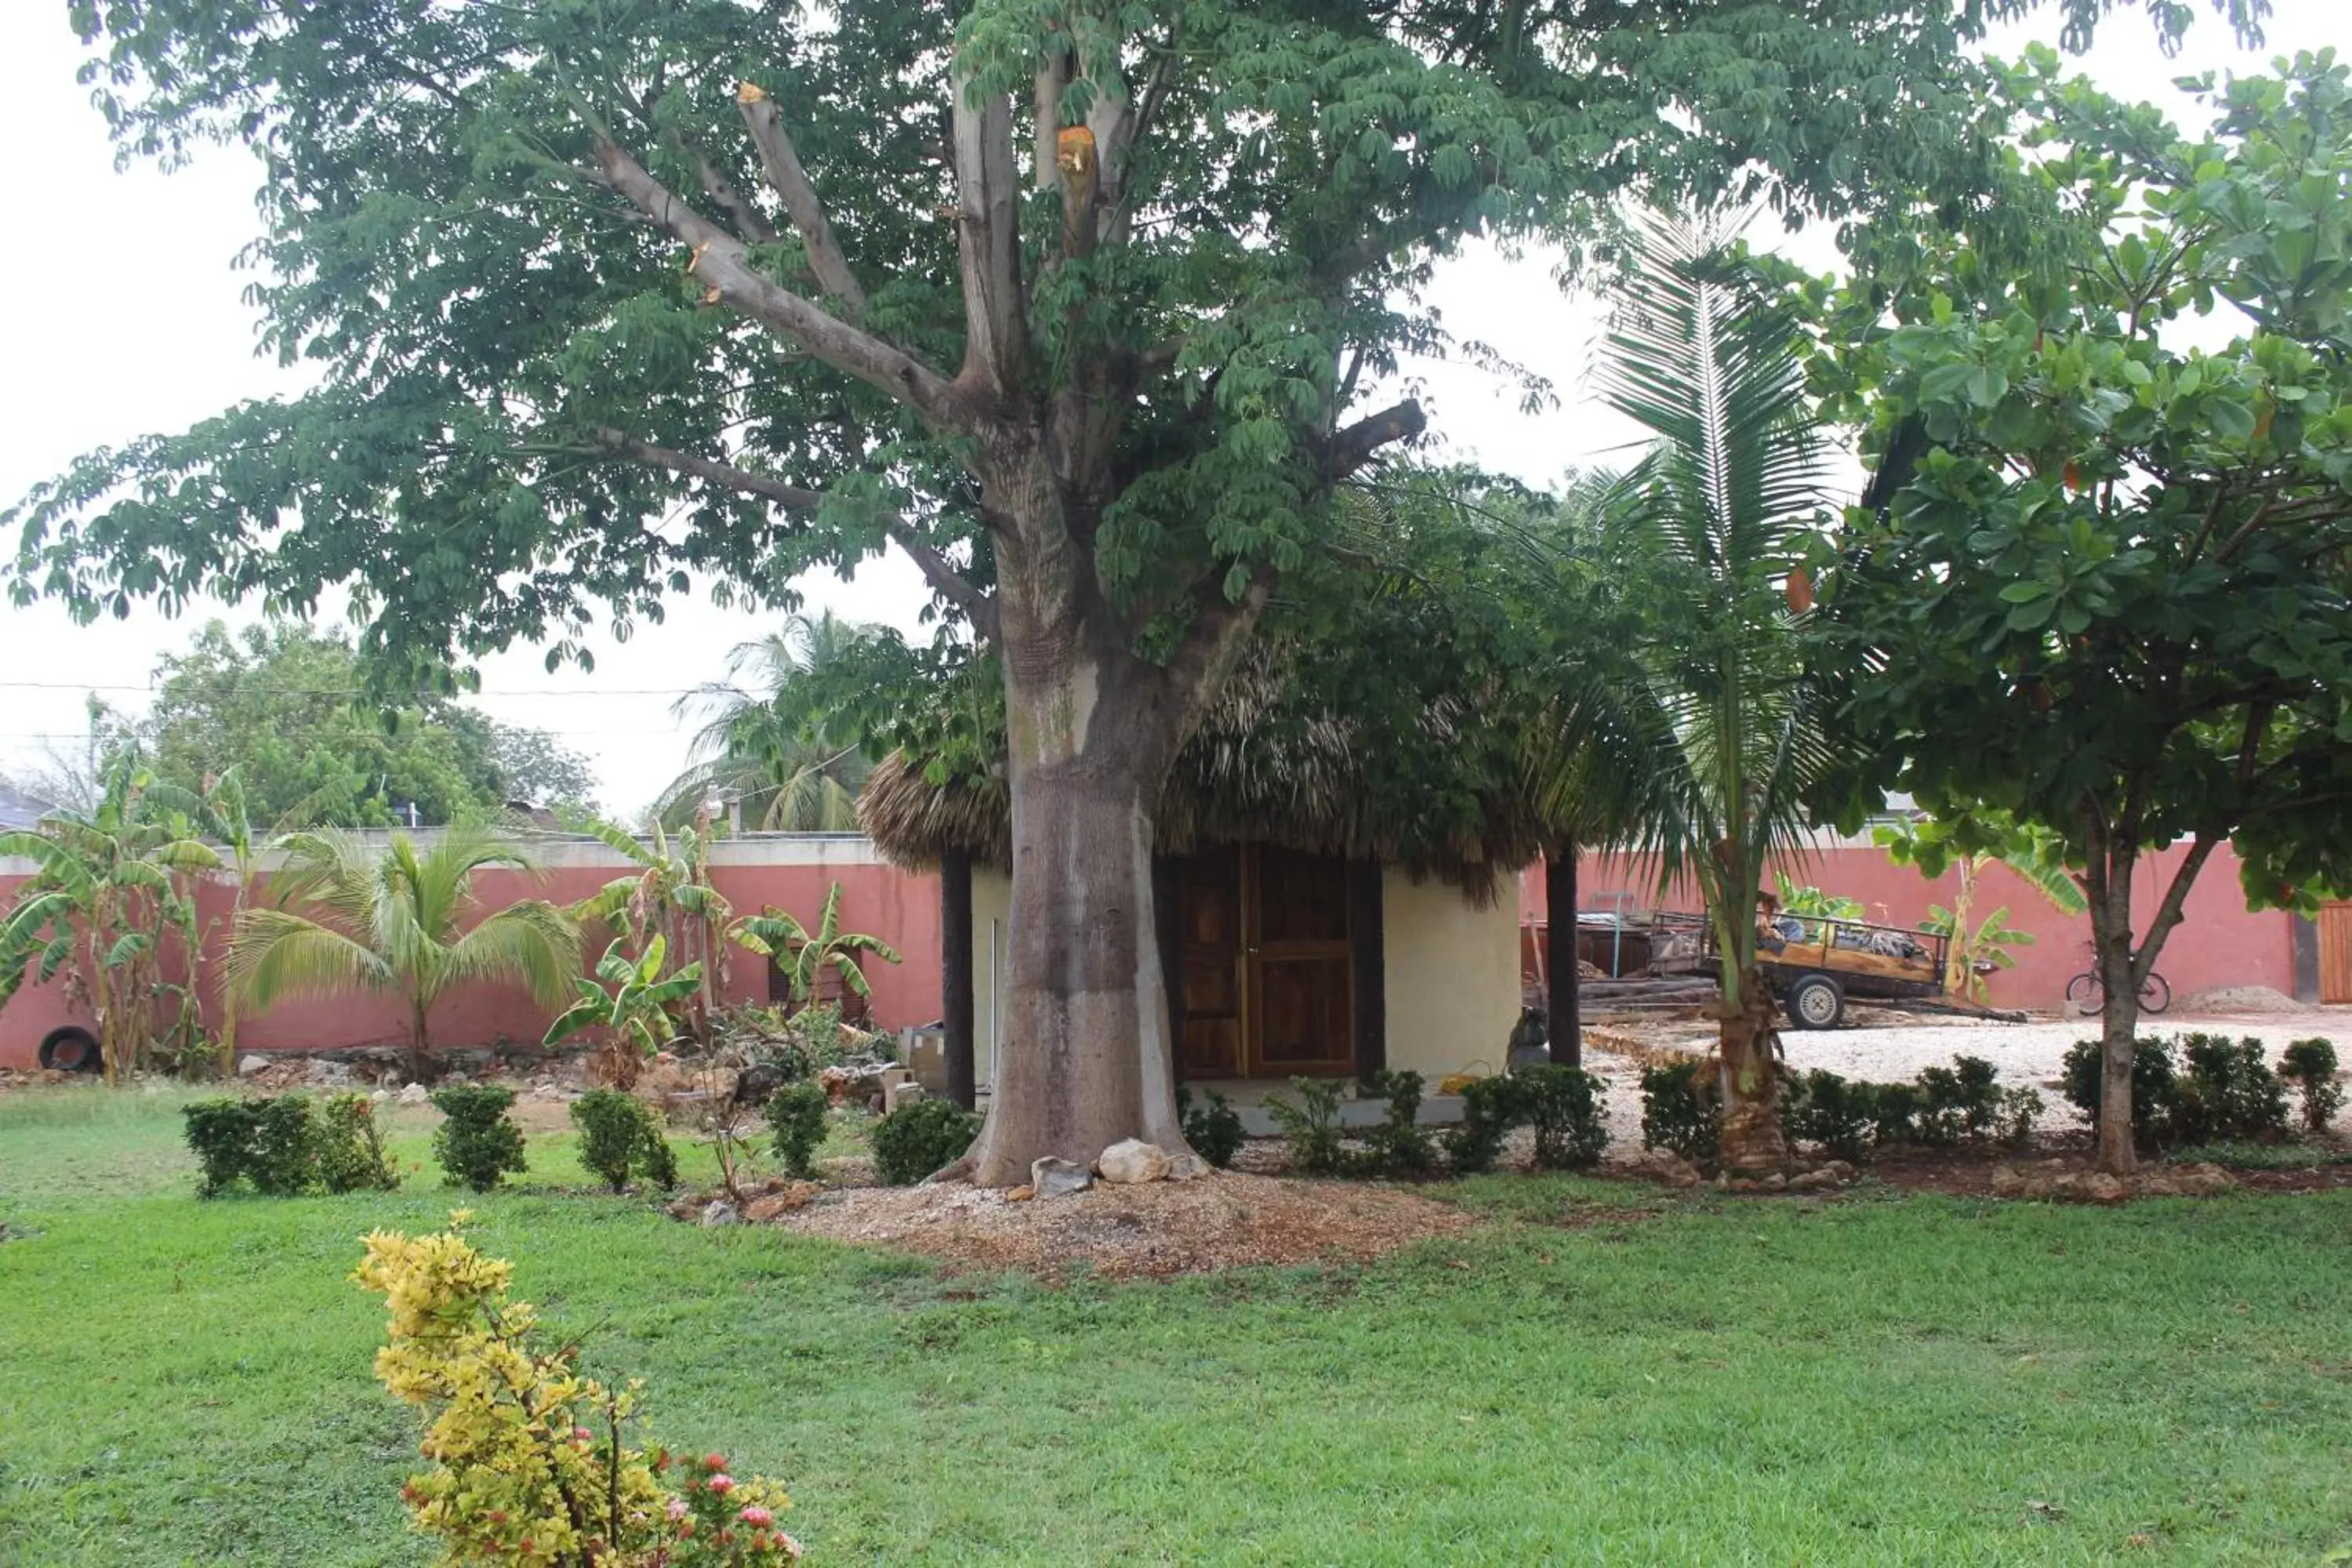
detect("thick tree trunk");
top-left (1718, 966), bottom-right (1788, 1174)
top-left (1546, 847), bottom-right (1580, 1067)
top-left (962, 751), bottom-right (1189, 1185)
top-left (941, 851), bottom-right (977, 1111)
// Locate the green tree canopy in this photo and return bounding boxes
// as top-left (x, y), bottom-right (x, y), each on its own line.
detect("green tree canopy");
top-left (8, 0), bottom-right (2263, 1178)
top-left (125, 622), bottom-right (597, 827)
top-left (1809, 50), bottom-right (2352, 1174)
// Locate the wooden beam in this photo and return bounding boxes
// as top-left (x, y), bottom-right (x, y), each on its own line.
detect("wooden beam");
top-left (1153, 855), bottom-right (1185, 1079)
top-left (1348, 858), bottom-right (1387, 1087)
top-left (1546, 848), bottom-right (1581, 1068)
top-left (940, 851), bottom-right (976, 1109)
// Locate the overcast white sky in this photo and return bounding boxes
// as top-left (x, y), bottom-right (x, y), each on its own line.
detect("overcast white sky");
top-left (0, 4), bottom-right (2343, 817)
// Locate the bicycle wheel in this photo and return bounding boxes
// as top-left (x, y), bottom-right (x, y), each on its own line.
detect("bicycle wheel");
top-left (2064, 972), bottom-right (2103, 1014)
top-left (2140, 971), bottom-right (2172, 1014)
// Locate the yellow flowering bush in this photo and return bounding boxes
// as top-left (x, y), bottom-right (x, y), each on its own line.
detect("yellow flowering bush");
top-left (355, 1216), bottom-right (802, 1566)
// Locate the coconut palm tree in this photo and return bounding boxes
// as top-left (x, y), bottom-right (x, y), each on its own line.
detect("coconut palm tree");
top-left (225, 828), bottom-right (580, 1080)
top-left (656, 612), bottom-right (877, 831)
top-left (1526, 214), bottom-right (1846, 1174)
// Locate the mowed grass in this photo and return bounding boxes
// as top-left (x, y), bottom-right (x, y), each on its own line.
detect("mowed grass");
top-left (3, 1087), bottom-right (2350, 1565)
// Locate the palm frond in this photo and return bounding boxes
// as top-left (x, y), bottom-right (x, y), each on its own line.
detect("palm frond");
top-left (441, 899), bottom-right (582, 1009)
top-left (225, 908), bottom-right (398, 1010)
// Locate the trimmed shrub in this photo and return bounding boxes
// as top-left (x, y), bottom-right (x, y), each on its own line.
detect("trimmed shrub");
top-left (765, 1080), bottom-right (832, 1179)
top-left (1785, 1069), bottom-right (1871, 1162)
top-left (2172, 1033), bottom-right (2290, 1145)
top-left (1443, 1076), bottom-right (1519, 1175)
top-left (181, 1098), bottom-right (267, 1196)
top-left (1998, 1086), bottom-right (2045, 1147)
top-left (1357, 1070), bottom-right (1439, 1178)
top-left (2282, 1037), bottom-right (2343, 1135)
top-left (570, 1089), bottom-right (677, 1192)
top-left (1866, 1080), bottom-right (1921, 1147)
top-left (317, 1093), bottom-right (400, 1192)
top-left (1916, 1055), bottom-right (2000, 1146)
top-left (871, 1098), bottom-right (981, 1185)
top-left (1520, 1065), bottom-right (1610, 1171)
top-left (1263, 1077), bottom-right (1348, 1176)
top-left (248, 1096), bottom-right (322, 1195)
top-left (1639, 1059), bottom-right (1721, 1164)
top-left (430, 1085), bottom-right (528, 1192)
top-left (1178, 1085), bottom-right (1247, 1169)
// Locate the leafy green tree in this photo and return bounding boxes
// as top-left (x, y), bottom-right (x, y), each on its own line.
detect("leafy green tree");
top-left (226, 829), bottom-right (582, 1080)
top-left (659, 612), bottom-right (877, 831)
top-left (0, 750), bottom-right (220, 1081)
top-left (7, 0), bottom-right (2257, 1181)
top-left (1813, 53), bottom-right (2352, 1174)
top-left (482, 725), bottom-right (602, 814)
top-left (127, 622), bottom-right (593, 827)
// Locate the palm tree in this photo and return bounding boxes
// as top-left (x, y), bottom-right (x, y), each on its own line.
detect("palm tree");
top-left (1527, 215), bottom-right (1844, 1174)
top-left (225, 828), bottom-right (581, 1080)
top-left (656, 612), bottom-right (877, 831)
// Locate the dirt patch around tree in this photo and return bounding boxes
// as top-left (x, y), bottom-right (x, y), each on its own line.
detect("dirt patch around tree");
top-left (765, 1171), bottom-right (1481, 1280)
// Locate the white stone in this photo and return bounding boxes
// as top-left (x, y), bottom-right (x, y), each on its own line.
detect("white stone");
top-left (397, 1083), bottom-right (430, 1106)
top-left (700, 1200), bottom-right (739, 1227)
top-left (236, 1054), bottom-right (270, 1076)
top-left (1163, 1153), bottom-right (1213, 1182)
top-left (1031, 1156), bottom-right (1092, 1199)
top-left (1095, 1138), bottom-right (1172, 1185)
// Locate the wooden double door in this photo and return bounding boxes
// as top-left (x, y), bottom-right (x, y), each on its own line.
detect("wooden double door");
top-left (2323, 902), bottom-right (2352, 1005)
top-left (1170, 844), bottom-right (1356, 1079)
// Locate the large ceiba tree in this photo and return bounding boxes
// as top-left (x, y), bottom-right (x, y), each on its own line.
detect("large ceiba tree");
top-left (11, 0), bottom-right (2256, 1183)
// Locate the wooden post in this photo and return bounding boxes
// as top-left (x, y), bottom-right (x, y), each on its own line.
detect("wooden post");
top-left (1547, 846), bottom-right (1581, 1068)
top-left (1153, 855), bottom-right (1185, 1080)
top-left (941, 850), bottom-right (976, 1110)
top-left (1348, 858), bottom-right (1387, 1087)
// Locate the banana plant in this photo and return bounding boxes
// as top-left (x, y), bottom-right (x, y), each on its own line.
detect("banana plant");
top-left (0, 750), bottom-right (220, 1081)
top-left (1922, 903), bottom-right (2038, 1005)
top-left (731, 881), bottom-right (901, 1014)
top-left (567, 810), bottom-right (731, 1044)
top-left (543, 935), bottom-right (702, 1087)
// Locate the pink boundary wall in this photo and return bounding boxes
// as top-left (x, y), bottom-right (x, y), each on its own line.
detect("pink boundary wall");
top-left (1516, 837), bottom-right (2300, 1011)
top-left (0, 833), bottom-right (942, 1070)
top-left (3, 827), bottom-right (2301, 1067)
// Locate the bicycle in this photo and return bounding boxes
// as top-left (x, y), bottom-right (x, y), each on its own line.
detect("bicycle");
top-left (2063, 948), bottom-right (2171, 1017)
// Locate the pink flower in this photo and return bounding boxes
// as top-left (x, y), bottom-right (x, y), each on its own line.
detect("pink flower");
top-left (666, 1498), bottom-right (689, 1523)
top-left (776, 1531), bottom-right (804, 1559)
top-left (706, 1474), bottom-right (735, 1495)
top-left (702, 1453), bottom-right (728, 1472)
top-left (739, 1505), bottom-right (774, 1527)
top-left (574, 1426), bottom-right (593, 1443)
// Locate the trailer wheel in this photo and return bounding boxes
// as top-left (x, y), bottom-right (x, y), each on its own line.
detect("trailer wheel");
top-left (1784, 974), bottom-right (1845, 1031)
top-left (38, 1026), bottom-right (101, 1073)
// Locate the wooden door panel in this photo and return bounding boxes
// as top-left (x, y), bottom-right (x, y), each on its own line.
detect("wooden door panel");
top-left (2323, 903), bottom-right (2352, 1006)
top-left (1253, 953), bottom-right (1353, 1073)
top-left (1178, 846), bottom-right (1244, 1078)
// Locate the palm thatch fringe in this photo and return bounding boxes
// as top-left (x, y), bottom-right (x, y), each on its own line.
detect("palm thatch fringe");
top-left (858, 653), bottom-right (1544, 902)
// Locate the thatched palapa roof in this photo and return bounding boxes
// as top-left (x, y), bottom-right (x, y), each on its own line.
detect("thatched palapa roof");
top-left (858, 651), bottom-right (1545, 902)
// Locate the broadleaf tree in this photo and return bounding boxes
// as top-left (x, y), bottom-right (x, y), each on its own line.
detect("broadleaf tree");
top-left (12, 0), bottom-right (2262, 1182)
top-left (1809, 50), bottom-right (2352, 1174)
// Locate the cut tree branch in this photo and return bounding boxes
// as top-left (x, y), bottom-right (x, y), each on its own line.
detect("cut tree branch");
top-left (1324, 399), bottom-right (1428, 478)
top-left (951, 75), bottom-right (1027, 401)
top-left (1163, 564), bottom-right (1276, 718)
top-left (592, 140), bottom-right (966, 432)
top-left (735, 83), bottom-right (868, 321)
top-left (668, 133), bottom-right (776, 245)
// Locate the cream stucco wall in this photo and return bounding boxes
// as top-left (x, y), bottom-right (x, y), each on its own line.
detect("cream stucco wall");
top-left (965, 865), bottom-right (1519, 1086)
top-left (1381, 869), bottom-right (1523, 1082)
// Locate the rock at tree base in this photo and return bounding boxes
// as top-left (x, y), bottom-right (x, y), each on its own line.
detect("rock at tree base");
top-left (1096, 1139), bottom-right (1172, 1184)
top-left (237, 1054), bottom-right (270, 1076)
top-left (1164, 1153), bottom-right (1212, 1182)
top-left (700, 1200), bottom-right (739, 1227)
top-left (397, 1083), bottom-right (430, 1106)
top-left (1031, 1156), bottom-right (1092, 1199)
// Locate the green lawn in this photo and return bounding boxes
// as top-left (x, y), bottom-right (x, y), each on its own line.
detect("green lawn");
top-left (3, 1087), bottom-right (2350, 1566)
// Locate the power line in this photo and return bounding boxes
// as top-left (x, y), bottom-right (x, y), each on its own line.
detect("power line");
top-left (0, 677), bottom-right (746, 699)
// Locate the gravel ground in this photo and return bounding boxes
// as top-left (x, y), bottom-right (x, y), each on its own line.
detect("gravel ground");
top-left (1580, 1004), bottom-right (2352, 1138)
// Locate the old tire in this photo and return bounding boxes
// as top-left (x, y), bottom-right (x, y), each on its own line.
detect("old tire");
top-left (1784, 973), bottom-right (1845, 1031)
top-left (38, 1027), bottom-right (101, 1073)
